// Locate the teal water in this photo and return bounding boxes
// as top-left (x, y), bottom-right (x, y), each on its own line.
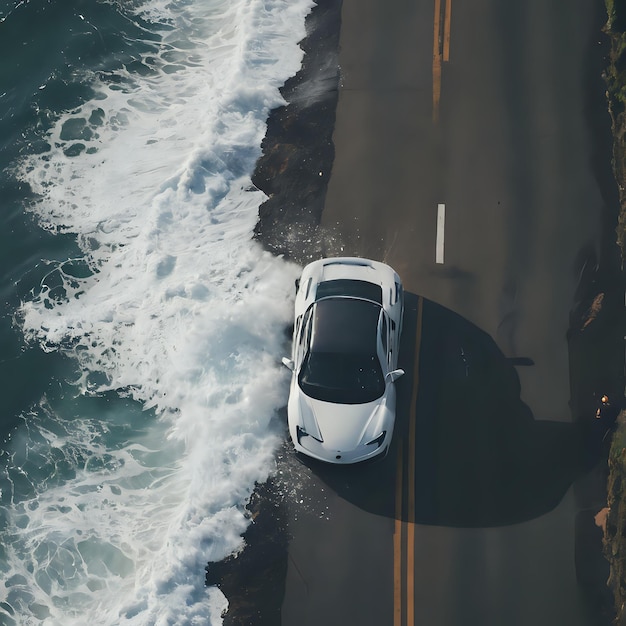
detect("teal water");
top-left (0, 1), bottom-right (312, 623)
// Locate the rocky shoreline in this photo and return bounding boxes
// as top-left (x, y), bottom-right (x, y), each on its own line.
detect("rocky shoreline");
top-left (205, 2), bottom-right (343, 623)
top-left (252, 0), bottom-right (342, 264)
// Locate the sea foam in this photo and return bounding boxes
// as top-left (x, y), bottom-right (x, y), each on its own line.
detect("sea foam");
top-left (2, 0), bottom-right (313, 623)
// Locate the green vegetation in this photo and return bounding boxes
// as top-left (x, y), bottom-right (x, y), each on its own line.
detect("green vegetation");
top-left (605, 0), bottom-right (626, 256)
top-left (605, 0), bottom-right (626, 105)
top-left (604, 3), bottom-right (626, 621)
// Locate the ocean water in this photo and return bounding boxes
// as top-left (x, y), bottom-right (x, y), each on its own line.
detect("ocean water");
top-left (0, 0), bottom-right (314, 623)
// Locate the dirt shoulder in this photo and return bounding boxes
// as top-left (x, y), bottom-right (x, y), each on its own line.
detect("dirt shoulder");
top-left (607, 414), bottom-right (626, 625)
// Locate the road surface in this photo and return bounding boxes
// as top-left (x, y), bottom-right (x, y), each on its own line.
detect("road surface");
top-left (278, 0), bottom-right (623, 625)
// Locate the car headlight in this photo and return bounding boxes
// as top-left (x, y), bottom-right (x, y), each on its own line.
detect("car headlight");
top-left (365, 431), bottom-right (386, 448)
top-left (296, 425), bottom-right (323, 445)
top-left (297, 398), bottom-right (324, 442)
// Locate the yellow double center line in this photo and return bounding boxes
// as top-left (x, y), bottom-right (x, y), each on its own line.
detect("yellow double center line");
top-left (433, 0), bottom-right (452, 122)
top-left (394, 296), bottom-right (424, 625)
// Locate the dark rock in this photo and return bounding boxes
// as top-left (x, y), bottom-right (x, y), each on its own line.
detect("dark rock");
top-left (205, 479), bottom-right (289, 626)
top-left (253, 0), bottom-right (343, 263)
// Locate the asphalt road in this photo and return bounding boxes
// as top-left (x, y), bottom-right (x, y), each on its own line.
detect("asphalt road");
top-left (278, 0), bottom-right (623, 625)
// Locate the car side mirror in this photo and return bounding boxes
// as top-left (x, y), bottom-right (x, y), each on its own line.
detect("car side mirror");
top-left (282, 357), bottom-right (295, 371)
top-left (386, 369), bottom-right (405, 383)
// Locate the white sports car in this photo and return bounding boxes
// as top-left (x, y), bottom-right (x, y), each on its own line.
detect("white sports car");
top-left (282, 257), bottom-right (404, 464)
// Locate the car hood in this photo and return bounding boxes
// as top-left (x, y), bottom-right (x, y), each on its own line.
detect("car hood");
top-left (298, 393), bottom-right (384, 449)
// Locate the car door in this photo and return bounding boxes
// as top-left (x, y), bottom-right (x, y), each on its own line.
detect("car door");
top-left (377, 309), bottom-right (394, 375)
top-left (295, 305), bottom-right (313, 369)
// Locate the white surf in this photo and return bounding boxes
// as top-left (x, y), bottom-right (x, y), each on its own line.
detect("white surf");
top-left (2, 0), bottom-right (313, 623)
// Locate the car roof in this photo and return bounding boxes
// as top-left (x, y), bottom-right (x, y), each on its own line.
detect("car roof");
top-left (310, 298), bottom-right (381, 355)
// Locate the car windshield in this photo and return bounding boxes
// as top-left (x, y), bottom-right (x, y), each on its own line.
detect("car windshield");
top-left (297, 298), bottom-right (385, 404)
top-left (299, 352), bottom-right (384, 404)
